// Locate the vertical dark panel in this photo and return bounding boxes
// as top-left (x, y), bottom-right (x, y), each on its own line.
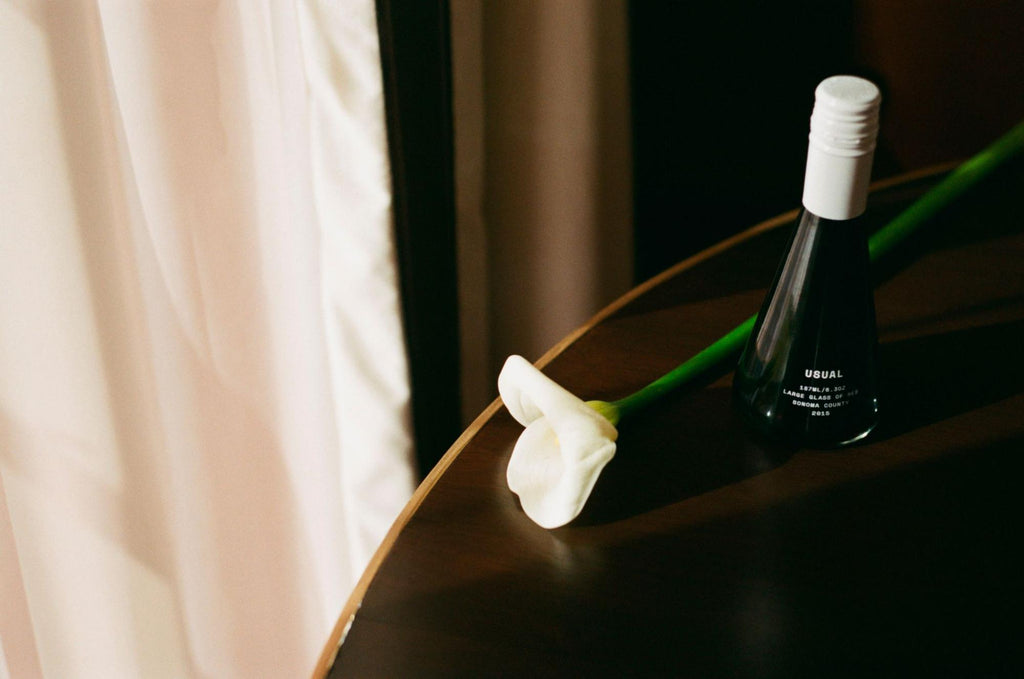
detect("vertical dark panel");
top-left (375, 0), bottom-right (460, 477)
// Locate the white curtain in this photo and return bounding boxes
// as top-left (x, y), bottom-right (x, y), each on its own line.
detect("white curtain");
top-left (0, 1), bottom-right (416, 677)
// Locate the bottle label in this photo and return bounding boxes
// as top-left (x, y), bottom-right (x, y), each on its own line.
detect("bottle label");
top-left (781, 369), bottom-right (859, 417)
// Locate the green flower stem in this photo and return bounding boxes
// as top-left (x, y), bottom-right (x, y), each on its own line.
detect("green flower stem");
top-left (606, 119), bottom-right (1024, 425)
top-left (869, 119), bottom-right (1024, 260)
top-left (610, 316), bottom-right (756, 422)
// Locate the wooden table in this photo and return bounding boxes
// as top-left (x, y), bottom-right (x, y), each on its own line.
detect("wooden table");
top-left (316, 161), bottom-right (1024, 678)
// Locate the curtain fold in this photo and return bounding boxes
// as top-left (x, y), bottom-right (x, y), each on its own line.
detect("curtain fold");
top-left (0, 1), bottom-right (414, 677)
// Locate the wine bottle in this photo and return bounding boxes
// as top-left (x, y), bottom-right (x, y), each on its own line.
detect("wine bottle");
top-left (733, 75), bottom-right (881, 448)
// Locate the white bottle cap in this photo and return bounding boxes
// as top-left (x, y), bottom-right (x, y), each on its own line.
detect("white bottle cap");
top-left (801, 75), bottom-right (881, 220)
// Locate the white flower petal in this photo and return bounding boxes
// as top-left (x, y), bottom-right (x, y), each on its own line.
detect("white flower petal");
top-left (498, 355), bottom-right (618, 528)
top-left (499, 355), bottom-right (609, 427)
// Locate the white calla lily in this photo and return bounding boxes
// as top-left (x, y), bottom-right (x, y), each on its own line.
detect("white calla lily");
top-left (498, 355), bottom-right (618, 529)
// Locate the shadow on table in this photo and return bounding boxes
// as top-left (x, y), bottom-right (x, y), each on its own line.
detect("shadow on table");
top-left (576, 316), bottom-right (1024, 526)
top-left (341, 429), bottom-right (1024, 678)
top-left (575, 385), bottom-right (794, 526)
top-left (871, 316), bottom-right (1024, 441)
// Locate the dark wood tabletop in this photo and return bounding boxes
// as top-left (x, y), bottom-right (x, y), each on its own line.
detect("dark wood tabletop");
top-left (316, 160), bottom-right (1024, 678)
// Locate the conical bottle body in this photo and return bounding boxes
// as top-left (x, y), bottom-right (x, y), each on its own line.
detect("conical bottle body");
top-left (733, 209), bottom-right (879, 448)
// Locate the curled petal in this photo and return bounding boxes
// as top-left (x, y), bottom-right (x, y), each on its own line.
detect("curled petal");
top-left (498, 355), bottom-right (618, 528)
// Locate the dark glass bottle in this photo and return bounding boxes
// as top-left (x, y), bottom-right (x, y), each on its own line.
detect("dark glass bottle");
top-left (733, 209), bottom-right (879, 447)
top-left (734, 76), bottom-right (881, 448)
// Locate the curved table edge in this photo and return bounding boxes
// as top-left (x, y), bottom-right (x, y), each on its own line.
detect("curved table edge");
top-left (310, 161), bottom-right (958, 679)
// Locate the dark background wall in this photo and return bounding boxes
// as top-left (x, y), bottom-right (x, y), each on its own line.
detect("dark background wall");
top-left (630, 0), bottom-right (1024, 281)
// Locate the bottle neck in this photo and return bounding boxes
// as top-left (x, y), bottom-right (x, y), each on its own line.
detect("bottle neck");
top-left (801, 143), bottom-right (874, 221)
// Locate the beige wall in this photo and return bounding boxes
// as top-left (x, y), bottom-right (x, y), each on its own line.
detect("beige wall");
top-left (451, 0), bottom-right (634, 422)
